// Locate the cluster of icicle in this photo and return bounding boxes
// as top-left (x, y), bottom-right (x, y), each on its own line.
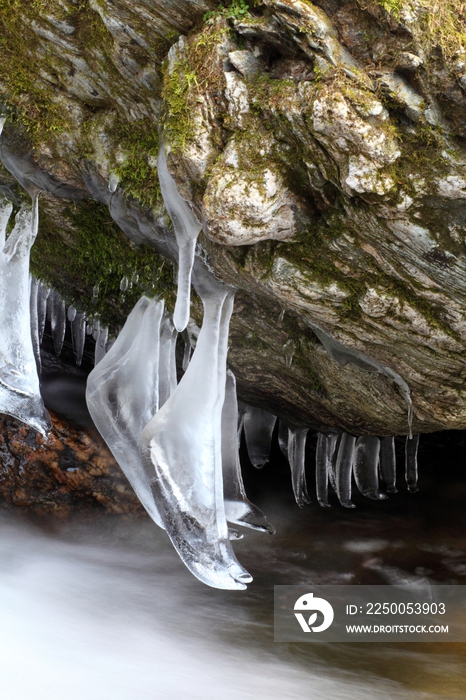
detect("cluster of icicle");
top-left (30, 281), bottom-right (110, 369)
top-left (241, 406), bottom-right (420, 508)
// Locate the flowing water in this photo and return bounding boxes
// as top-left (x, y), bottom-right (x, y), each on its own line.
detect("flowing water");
top-left (1, 430), bottom-right (466, 699)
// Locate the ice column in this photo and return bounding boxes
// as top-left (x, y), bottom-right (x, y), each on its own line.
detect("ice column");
top-left (287, 427), bottom-right (311, 507)
top-left (37, 282), bottom-right (49, 343)
top-left (243, 407), bottom-right (277, 468)
top-left (222, 370), bottom-right (275, 533)
top-left (157, 145), bottom-right (202, 332)
top-left (29, 276), bottom-right (41, 373)
top-left (86, 297), bottom-right (165, 528)
top-left (0, 196), bottom-right (51, 434)
top-left (353, 436), bottom-right (387, 500)
top-left (141, 277), bottom-right (252, 590)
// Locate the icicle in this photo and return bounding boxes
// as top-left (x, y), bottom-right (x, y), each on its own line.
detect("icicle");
top-left (243, 406), bottom-right (277, 468)
top-left (67, 305), bottom-right (77, 323)
top-left (92, 284), bottom-right (100, 300)
top-left (37, 283), bottom-right (49, 344)
top-left (222, 370), bottom-right (275, 533)
top-left (86, 322), bottom-right (93, 336)
top-left (405, 434), bottom-right (420, 493)
top-left (335, 432), bottom-right (356, 508)
top-left (278, 420), bottom-right (288, 458)
top-left (315, 433), bottom-right (332, 508)
top-left (283, 339), bottom-right (295, 368)
top-left (71, 312), bottom-right (86, 366)
top-left (141, 275), bottom-right (252, 590)
top-left (158, 312), bottom-right (178, 408)
top-left (380, 436), bottom-right (397, 493)
top-left (353, 436), bottom-right (387, 500)
top-left (48, 290), bottom-right (66, 356)
top-left (120, 275), bottom-right (129, 292)
top-left (29, 277), bottom-right (41, 374)
top-left (94, 326), bottom-right (108, 366)
top-left (157, 144), bottom-right (202, 332)
top-left (86, 297), bottom-right (165, 528)
top-left (108, 172), bottom-right (120, 193)
top-left (0, 116), bottom-right (6, 136)
top-left (0, 196), bottom-right (51, 435)
top-left (287, 427), bottom-right (311, 507)
top-left (92, 318), bottom-right (100, 342)
top-left (181, 329), bottom-right (192, 371)
top-left (278, 307), bottom-right (285, 323)
top-left (328, 432), bottom-right (340, 493)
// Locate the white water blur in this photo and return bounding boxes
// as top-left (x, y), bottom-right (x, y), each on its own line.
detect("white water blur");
top-left (0, 515), bottom-right (411, 700)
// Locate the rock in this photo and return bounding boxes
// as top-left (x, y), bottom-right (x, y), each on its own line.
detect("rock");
top-left (1, 0), bottom-right (466, 437)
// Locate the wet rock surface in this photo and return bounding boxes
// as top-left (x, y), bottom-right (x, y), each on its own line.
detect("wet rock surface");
top-left (1, 1), bottom-right (466, 435)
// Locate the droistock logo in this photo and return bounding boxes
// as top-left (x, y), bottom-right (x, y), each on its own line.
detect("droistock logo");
top-left (294, 593), bottom-right (334, 633)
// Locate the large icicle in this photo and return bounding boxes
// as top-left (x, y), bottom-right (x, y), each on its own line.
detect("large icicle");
top-left (287, 427), bottom-right (311, 507)
top-left (405, 434), bottom-right (420, 493)
top-left (222, 370), bottom-right (275, 534)
top-left (380, 436), bottom-right (397, 493)
top-left (315, 433), bottom-right (332, 508)
top-left (243, 406), bottom-right (277, 468)
top-left (86, 297), bottom-right (165, 528)
top-left (158, 312), bottom-right (178, 408)
top-left (48, 290), bottom-right (66, 356)
top-left (157, 145), bottom-right (202, 332)
top-left (0, 196), bottom-right (51, 435)
top-left (335, 432), bottom-right (356, 508)
top-left (353, 436), bottom-right (387, 500)
top-left (141, 275), bottom-right (252, 590)
top-left (94, 325), bottom-right (108, 366)
top-left (278, 420), bottom-right (289, 458)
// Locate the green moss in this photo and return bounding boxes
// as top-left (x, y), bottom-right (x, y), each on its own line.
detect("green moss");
top-left (31, 198), bottom-right (176, 330)
top-left (108, 118), bottom-right (161, 209)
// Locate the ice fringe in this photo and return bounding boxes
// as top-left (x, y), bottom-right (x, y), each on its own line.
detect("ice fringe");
top-left (141, 273), bottom-right (253, 590)
top-left (0, 195), bottom-right (51, 435)
top-left (222, 370), bottom-right (275, 534)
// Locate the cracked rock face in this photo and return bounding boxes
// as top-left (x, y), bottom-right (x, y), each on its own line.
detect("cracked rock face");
top-left (2, 0), bottom-right (466, 436)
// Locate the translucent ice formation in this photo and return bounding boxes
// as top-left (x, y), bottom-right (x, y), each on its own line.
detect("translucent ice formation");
top-left (380, 436), bottom-right (397, 493)
top-left (29, 276), bottom-right (41, 373)
top-left (71, 312), bottom-right (86, 366)
top-left (405, 434), bottom-right (420, 493)
top-left (243, 406), bottom-right (277, 468)
top-left (158, 312), bottom-right (178, 407)
top-left (335, 433), bottom-right (356, 508)
top-left (353, 436), bottom-right (387, 500)
top-left (86, 296), bottom-right (165, 528)
top-left (94, 325), bottom-right (108, 366)
top-left (278, 420), bottom-right (288, 458)
top-left (287, 427), bottom-right (311, 507)
top-left (315, 433), bottom-right (334, 508)
top-left (222, 370), bottom-right (275, 533)
top-left (141, 275), bottom-right (252, 590)
top-left (0, 196), bottom-right (51, 435)
top-left (37, 282), bottom-right (50, 344)
top-left (48, 289), bottom-right (66, 356)
top-left (157, 145), bottom-right (202, 332)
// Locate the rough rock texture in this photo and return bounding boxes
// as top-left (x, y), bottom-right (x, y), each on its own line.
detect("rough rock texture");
top-left (0, 411), bottom-right (143, 515)
top-left (1, 0), bottom-right (466, 436)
